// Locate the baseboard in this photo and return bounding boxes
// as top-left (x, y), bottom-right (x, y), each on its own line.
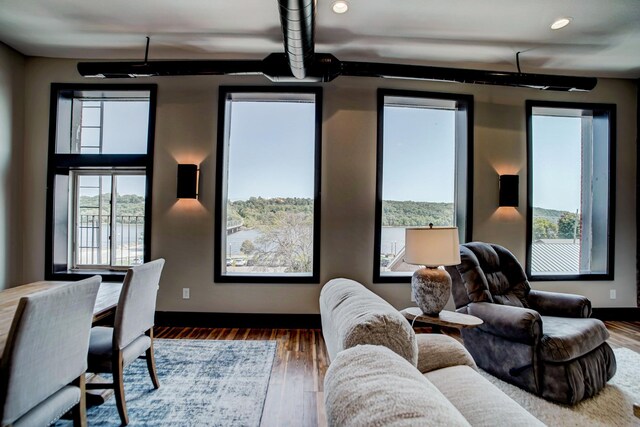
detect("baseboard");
top-left (591, 307), bottom-right (640, 321)
top-left (155, 311), bottom-right (322, 329)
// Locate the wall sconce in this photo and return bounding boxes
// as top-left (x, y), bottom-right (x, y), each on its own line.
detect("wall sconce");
top-left (499, 174), bottom-right (519, 207)
top-left (177, 164), bottom-right (199, 199)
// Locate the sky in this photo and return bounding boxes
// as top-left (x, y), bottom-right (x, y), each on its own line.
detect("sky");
top-left (226, 101), bottom-right (316, 200)
top-left (79, 100), bottom-right (149, 196)
top-left (531, 115), bottom-right (582, 212)
top-left (101, 101), bottom-right (149, 155)
top-left (382, 106), bottom-right (455, 203)
top-left (227, 101), bottom-right (458, 203)
top-left (83, 98), bottom-right (584, 213)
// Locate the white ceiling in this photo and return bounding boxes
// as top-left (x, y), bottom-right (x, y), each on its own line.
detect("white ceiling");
top-left (1, 0), bottom-right (639, 78)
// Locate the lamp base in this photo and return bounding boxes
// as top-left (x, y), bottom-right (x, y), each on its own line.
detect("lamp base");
top-left (411, 267), bottom-right (451, 316)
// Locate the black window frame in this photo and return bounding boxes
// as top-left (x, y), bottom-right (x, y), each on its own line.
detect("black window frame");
top-left (45, 83), bottom-right (157, 282)
top-left (525, 100), bottom-right (616, 281)
top-left (373, 89), bottom-right (474, 283)
top-left (214, 86), bottom-right (322, 284)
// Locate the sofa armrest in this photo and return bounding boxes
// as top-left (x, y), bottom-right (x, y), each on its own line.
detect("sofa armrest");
top-left (416, 334), bottom-right (476, 374)
top-left (320, 278), bottom-right (418, 366)
top-left (325, 345), bottom-right (472, 427)
top-left (466, 302), bottom-right (542, 345)
top-left (527, 289), bottom-right (591, 318)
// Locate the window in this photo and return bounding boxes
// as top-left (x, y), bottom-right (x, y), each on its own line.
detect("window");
top-left (73, 172), bottom-right (146, 268)
top-left (526, 101), bottom-right (615, 280)
top-left (374, 90), bottom-right (473, 282)
top-left (46, 84), bottom-right (156, 281)
top-left (214, 87), bottom-right (322, 283)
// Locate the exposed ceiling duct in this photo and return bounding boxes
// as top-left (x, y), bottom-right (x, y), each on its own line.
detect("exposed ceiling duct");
top-left (76, 0), bottom-right (597, 91)
top-left (277, 0), bottom-right (316, 80)
top-left (77, 53), bottom-right (598, 91)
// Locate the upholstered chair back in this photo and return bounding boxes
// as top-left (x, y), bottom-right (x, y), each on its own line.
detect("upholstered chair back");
top-left (114, 258), bottom-right (165, 350)
top-left (446, 242), bottom-right (531, 310)
top-left (0, 276), bottom-right (101, 425)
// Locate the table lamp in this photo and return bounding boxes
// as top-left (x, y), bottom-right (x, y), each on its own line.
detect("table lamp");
top-left (404, 225), bottom-right (461, 315)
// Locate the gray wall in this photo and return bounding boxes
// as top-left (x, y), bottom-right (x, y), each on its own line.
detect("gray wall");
top-left (22, 58), bottom-right (638, 311)
top-left (0, 43), bottom-right (24, 290)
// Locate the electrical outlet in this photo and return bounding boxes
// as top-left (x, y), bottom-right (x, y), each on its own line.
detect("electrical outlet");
top-left (609, 289), bottom-right (616, 300)
top-left (182, 288), bottom-right (190, 299)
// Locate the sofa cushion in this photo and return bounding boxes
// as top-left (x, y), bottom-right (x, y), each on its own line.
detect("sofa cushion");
top-left (416, 334), bottom-right (477, 373)
top-left (426, 365), bottom-right (545, 427)
top-left (540, 316), bottom-right (610, 362)
top-left (320, 278), bottom-right (418, 366)
top-left (324, 345), bottom-right (471, 427)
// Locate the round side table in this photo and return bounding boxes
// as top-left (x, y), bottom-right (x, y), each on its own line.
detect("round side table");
top-left (400, 307), bottom-right (482, 333)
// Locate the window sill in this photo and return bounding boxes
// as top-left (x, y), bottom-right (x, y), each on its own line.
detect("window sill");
top-left (528, 273), bottom-right (614, 281)
top-left (46, 269), bottom-right (126, 282)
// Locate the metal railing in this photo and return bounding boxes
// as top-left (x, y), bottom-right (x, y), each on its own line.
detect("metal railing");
top-left (77, 214), bottom-right (144, 267)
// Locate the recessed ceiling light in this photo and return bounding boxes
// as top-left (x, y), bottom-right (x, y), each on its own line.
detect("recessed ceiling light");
top-left (550, 17), bottom-right (572, 30)
top-left (332, 0), bottom-right (349, 14)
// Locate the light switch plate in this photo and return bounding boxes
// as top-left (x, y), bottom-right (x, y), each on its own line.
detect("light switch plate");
top-left (183, 288), bottom-right (190, 299)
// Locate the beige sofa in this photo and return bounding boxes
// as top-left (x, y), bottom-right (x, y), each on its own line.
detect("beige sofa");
top-left (320, 278), bottom-right (545, 427)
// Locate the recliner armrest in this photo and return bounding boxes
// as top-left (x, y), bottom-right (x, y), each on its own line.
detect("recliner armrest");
top-left (466, 302), bottom-right (542, 345)
top-left (527, 289), bottom-right (591, 318)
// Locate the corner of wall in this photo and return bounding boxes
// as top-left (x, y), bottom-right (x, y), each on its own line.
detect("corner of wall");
top-left (0, 42), bottom-right (25, 289)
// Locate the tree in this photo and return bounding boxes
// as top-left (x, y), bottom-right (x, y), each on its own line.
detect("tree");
top-left (557, 212), bottom-right (581, 239)
top-left (254, 211), bottom-right (313, 273)
top-left (240, 239), bottom-right (255, 255)
top-left (533, 217), bottom-right (558, 240)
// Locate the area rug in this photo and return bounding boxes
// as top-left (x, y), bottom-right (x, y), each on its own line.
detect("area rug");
top-left (57, 339), bottom-right (276, 427)
top-left (479, 347), bottom-right (640, 426)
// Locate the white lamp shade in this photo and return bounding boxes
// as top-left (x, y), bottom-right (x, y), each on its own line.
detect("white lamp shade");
top-left (404, 227), bottom-right (461, 267)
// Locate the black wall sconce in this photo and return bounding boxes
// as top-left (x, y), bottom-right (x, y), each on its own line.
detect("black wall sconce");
top-left (177, 164), bottom-right (199, 199)
top-left (499, 175), bottom-right (519, 207)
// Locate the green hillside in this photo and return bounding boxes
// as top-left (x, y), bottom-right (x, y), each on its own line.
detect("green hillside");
top-left (382, 200), bottom-right (454, 227)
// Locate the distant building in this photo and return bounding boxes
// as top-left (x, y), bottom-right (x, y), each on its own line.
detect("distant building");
top-left (386, 239), bottom-right (581, 276)
top-left (531, 239), bottom-right (580, 274)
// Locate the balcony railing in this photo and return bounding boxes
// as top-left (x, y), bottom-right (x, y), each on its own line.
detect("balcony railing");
top-left (77, 214), bottom-right (144, 267)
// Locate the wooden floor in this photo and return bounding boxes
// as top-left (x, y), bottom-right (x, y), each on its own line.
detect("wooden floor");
top-left (154, 321), bottom-right (640, 427)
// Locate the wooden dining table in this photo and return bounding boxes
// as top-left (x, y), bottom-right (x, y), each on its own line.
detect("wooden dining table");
top-left (0, 280), bottom-right (122, 356)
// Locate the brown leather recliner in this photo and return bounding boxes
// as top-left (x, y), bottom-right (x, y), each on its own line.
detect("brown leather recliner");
top-left (445, 242), bottom-right (616, 405)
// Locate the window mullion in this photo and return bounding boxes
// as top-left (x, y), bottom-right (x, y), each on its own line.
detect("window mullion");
top-left (110, 174), bottom-right (117, 267)
top-left (579, 116), bottom-right (594, 273)
top-left (99, 101), bottom-right (105, 154)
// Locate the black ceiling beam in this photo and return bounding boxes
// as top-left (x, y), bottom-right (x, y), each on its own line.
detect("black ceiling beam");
top-left (340, 61), bottom-right (597, 91)
top-left (77, 53), bottom-right (597, 91)
top-left (76, 60), bottom-right (265, 78)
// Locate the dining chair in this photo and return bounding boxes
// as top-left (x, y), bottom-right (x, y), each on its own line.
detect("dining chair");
top-left (0, 276), bottom-right (101, 427)
top-left (86, 258), bottom-right (165, 426)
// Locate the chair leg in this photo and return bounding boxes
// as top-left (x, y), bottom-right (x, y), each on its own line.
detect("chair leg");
top-left (71, 374), bottom-right (87, 427)
top-left (113, 351), bottom-right (129, 426)
top-left (146, 329), bottom-right (160, 389)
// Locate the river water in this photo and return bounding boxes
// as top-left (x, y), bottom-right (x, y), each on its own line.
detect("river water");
top-left (226, 227), bottom-right (407, 257)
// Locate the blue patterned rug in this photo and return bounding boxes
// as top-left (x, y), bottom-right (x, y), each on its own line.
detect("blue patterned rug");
top-left (56, 339), bottom-right (276, 427)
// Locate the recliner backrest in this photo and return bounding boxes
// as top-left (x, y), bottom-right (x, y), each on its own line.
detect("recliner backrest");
top-left (447, 242), bottom-right (530, 309)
